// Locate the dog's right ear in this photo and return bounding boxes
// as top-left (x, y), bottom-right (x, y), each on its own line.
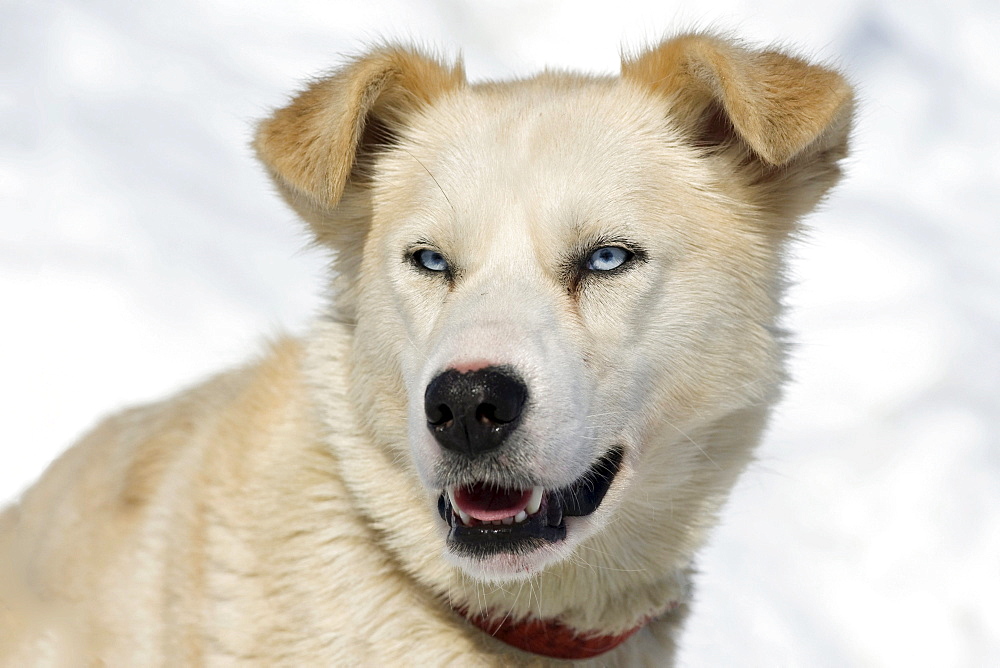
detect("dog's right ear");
top-left (255, 47), bottom-right (465, 222)
top-left (623, 34), bottom-right (854, 224)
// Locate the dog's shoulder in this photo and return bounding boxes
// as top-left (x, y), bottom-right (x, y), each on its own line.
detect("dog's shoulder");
top-left (20, 337), bottom-right (307, 519)
top-left (0, 338), bottom-right (320, 660)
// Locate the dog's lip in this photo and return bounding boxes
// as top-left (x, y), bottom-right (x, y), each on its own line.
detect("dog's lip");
top-left (558, 446), bottom-right (624, 517)
top-left (436, 447), bottom-right (624, 547)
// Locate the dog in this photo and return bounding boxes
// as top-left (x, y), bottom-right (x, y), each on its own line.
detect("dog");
top-left (0, 33), bottom-right (853, 665)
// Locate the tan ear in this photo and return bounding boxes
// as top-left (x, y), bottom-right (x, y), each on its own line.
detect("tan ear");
top-left (622, 33), bottom-right (853, 167)
top-left (255, 47), bottom-right (465, 211)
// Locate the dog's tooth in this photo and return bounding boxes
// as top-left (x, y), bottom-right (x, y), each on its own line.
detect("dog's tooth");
top-left (447, 487), bottom-right (473, 526)
top-left (502, 516), bottom-right (514, 525)
top-left (526, 486), bottom-right (544, 515)
top-left (514, 510), bottom-right (527, 524)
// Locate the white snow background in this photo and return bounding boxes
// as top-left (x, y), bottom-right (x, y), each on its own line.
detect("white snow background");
top-left (2, 0), bottom-right (998, 664)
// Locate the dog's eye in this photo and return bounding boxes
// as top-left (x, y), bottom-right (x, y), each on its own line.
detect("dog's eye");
top-left (586, 246), bottom-right (632, 272)
top-left (414, 249), bottom-right (449, 272)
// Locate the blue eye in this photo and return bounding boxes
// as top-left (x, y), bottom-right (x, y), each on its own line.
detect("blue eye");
top-left (414, 249), bottom-right (449, 272)
top-left (586, 246), bottom-right (631, 272)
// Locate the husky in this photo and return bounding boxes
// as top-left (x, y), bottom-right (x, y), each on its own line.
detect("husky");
top-left (0, 33), bottom-right (853, 665)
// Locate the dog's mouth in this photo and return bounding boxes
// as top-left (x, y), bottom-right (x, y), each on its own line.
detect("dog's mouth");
top-left (437, 448), bottom-right (623, 557)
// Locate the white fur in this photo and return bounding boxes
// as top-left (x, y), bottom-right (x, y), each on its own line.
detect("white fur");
top-left (0, 35), bottom-right (853, 665)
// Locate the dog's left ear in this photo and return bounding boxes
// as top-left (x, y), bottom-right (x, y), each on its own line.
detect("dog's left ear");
top-left (623, 34), bottom-right (854, 221)
top-left (254, 47), bottom-right (465, 238)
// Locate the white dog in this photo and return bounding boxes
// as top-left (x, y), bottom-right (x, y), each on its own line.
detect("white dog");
top-left (1, 33), bottom-right (853, 665)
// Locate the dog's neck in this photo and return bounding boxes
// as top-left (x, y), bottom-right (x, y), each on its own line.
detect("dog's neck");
top-left (453, 604), bottom-right (676, 659)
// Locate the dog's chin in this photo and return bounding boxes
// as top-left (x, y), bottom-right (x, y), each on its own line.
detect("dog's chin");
top-left (442, 515), bottom-right (600, 582)
top-left (436, 448), bottom-right (623, 582)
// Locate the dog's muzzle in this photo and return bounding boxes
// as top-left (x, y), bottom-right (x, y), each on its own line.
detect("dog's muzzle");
top-left (424, 364), bottom-right (622, 556)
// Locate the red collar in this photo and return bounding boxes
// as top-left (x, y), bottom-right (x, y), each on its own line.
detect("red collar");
top-left (458, 607), bottom-right (652, 660)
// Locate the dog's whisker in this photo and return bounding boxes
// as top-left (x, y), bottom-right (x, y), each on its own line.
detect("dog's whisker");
top-left (401, 327), bottom-right (431, 364)
top-left (573, 544), bottom-right (650, 573)
top-left (495, 579), bottom-right (526, 631)
top-left (661, 418), bottom-right (722, 471)
top-left (585, 410), bottom-right (626, 419)
top-left (528, 577), bottom-right (541, 623)
top-left (401, 147), bottom-right (457, 223)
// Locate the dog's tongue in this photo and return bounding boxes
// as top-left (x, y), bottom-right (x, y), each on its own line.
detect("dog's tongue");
top-left (454, 483), bottom-right (531, 521)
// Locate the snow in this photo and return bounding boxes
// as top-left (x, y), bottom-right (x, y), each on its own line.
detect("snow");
top-left (2, 0), bottom-right (998, 663)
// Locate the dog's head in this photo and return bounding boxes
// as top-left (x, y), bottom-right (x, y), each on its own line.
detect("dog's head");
top-left (256, 35), bottom-right (852, 582)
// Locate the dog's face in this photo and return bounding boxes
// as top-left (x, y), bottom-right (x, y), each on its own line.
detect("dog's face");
top-left (376, 82), bottom-right (679, 578)
top-left (366, 81), bottom-right (785, 579)
top-left (256, 36), bottom-right (853, 582)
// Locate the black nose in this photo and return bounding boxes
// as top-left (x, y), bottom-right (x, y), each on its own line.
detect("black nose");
top-left (424, 366), bottom-right (528, 458)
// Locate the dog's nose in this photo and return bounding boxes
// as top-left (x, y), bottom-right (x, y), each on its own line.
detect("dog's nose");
top-left (424, 366), bottom-right (528, 458)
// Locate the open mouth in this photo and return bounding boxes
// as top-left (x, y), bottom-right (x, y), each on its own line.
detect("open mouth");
top-left (437, 448), bottom-right (623, 557)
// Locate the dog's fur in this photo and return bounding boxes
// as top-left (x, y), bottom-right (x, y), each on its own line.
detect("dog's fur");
top-left (0, 34), bottom-right (853, 665)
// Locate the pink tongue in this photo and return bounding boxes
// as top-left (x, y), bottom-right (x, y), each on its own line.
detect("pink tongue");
top-left (454, 483), bottom-right (531, 521)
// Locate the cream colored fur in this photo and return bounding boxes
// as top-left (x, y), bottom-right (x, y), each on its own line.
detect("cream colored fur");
top-left (1, 34), bottom-right (853, 665)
